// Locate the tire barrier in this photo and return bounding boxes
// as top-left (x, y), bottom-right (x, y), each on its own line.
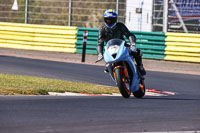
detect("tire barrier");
top-left (0, 22), bottom-right (78, 53)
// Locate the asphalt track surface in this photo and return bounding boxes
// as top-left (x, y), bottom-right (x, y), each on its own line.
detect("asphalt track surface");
top-left (0, 56), bottom-right (200, 133)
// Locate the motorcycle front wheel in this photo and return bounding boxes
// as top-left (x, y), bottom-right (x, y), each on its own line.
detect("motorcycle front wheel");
top-left (115, 68), bottom-right (131, 98)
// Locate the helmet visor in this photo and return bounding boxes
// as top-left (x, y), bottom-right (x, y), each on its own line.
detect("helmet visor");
top-left (104, 17), bottom-right (117, 25)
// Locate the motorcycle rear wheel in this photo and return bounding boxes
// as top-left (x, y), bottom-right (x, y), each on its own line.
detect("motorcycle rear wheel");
top-left (133, 80), bottom-right (145, 98)
top-left (115, 68), bottom-right (131, 98)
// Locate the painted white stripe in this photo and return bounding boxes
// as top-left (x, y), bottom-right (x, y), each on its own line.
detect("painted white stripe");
top-left (83, 33), bottom-right (88, 37)
top-left (124, 131), bottom-right (200, 133)
top-left (48, 89), bottom-right (175, 97)
top-left (83, 39), bottom-right (87, 42)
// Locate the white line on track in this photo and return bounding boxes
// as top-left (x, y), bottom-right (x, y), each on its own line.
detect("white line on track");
top-left (124, 131), bottom-right (200, 133)
top-left (48, 89), bottom-right (175, 97)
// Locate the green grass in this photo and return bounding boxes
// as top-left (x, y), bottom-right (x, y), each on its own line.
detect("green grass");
top-left (0, 74), bottom-right (119, 95)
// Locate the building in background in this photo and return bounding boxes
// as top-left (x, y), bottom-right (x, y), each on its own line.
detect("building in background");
top-left (168, 0), bottom-right (200, 33)
top-left (152, 0), bottom-right (200, 33)
top-left (125, 0), bottom-right (153, 32)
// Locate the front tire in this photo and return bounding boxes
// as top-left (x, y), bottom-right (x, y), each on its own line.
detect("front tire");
top-left (115, 68), bottom-right (131, 98)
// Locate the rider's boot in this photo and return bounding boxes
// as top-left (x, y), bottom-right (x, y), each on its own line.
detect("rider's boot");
top-left (137, 64), bottom-right (146, 76)
top-left (104, 64), bottom-right (109, 73)
top-left (133, 49), bottom-right (146, 76)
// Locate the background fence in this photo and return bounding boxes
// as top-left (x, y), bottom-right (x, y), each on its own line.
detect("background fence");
top-left (0, 0), bottom-right (126, 28)
top-left (0, 0), bottom-right (199, 33)
top-left (153, 0), bottom-right (200, 33)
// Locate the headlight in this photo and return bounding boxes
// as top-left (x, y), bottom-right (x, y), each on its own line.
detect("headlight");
top-left (107, 45), bottom-right (119, 54)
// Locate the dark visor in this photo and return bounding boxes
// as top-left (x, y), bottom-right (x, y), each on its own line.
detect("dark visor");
top-left (104, 17), bottom-right (117, 24)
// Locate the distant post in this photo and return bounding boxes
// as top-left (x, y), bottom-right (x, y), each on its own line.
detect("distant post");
top-left (68, 0), bottom-right (72, 26)
top-left (163, 0), bottom-right (169, 32)
top-left (116, 0), bottom-right (119, 15)
top-left (25, 0), bottom-right (29, 24)
top-left (81, 30), bottom-right (88, 62)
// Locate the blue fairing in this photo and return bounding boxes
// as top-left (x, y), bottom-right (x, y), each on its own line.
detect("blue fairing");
top-left (103, 39), bottom-right (140, 92)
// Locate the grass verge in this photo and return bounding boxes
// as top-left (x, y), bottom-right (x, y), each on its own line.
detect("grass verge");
top-left (0, 74), bottom-right (119, 95)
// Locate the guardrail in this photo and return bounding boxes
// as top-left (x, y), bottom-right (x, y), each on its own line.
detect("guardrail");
top-left (0, 22), bottom-right (77, 53)
top-left (131, 31), bottom-right (166, 60)
top-left (165, 32), bottom-right (200, 63)
top-left (76, 27), bottom-right (99, 55)
top-left (76, 27), bottom-right (166, 60)
top-left (0, 22), bottom-right (199, 63)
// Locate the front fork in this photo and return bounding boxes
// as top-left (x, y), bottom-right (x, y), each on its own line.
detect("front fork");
top-left (112, 62), bottom-right (130, 84)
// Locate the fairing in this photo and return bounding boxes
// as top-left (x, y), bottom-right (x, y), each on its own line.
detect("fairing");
top-left (103, 39), bottom-right (140, 92)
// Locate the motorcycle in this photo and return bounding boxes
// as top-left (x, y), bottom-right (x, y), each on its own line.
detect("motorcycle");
top-left (97, 39), bottom-right (145, 98)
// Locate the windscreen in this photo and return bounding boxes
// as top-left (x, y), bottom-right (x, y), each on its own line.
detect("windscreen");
top-left (106, 39), bottom-right (124, 49)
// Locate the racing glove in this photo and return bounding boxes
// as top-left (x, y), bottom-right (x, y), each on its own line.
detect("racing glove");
top-left (130, 43), bottom-right (137, 53)
top-left (128, 36), bottom-right (137, 53)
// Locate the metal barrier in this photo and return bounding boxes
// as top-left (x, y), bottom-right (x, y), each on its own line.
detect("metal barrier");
top-left (165, 32), bottom-right (200, 63)
top-left (0, 22), bottom-right (77, 53)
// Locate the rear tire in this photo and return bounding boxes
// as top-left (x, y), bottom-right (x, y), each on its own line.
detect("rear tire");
top-left (115, 68), bottom-right (131, 98)
top-left (133, 80), bottom-right (145, 98)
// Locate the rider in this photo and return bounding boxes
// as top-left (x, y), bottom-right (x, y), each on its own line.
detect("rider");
top-left (96, 9), bottom-right (146, 76)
